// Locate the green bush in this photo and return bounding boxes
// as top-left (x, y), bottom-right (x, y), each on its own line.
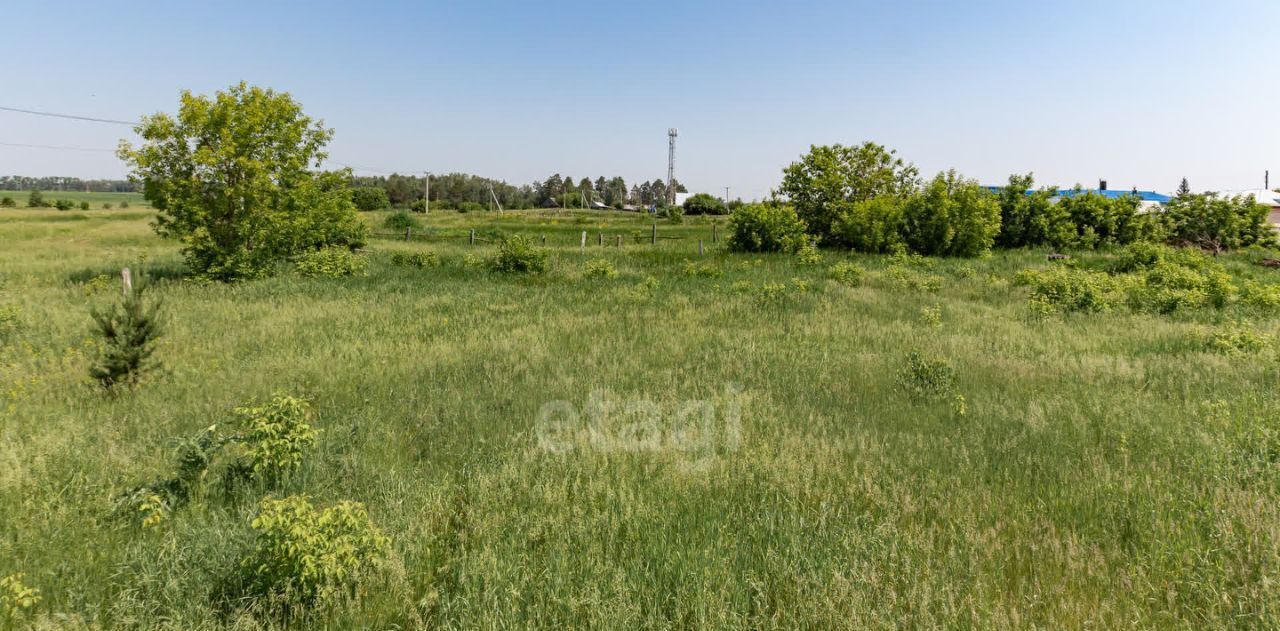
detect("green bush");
top-left (295, 247), bottom-right (367, 278)
top-left (1015, 267), bottom-right (1119, 314)
top-left (886, 264), bottom-right (943, 293)
top-left (683, 193), bottom-right (726, 216)
top-left (491, 235), bottom-right (547, 274)
top-left (120, 200), bottom-right (130, 209)
top-left (584, 258), bottom-right (618, 280)
top-left (726, 204), bottom-right (808, 253)
top-left (389, 251), bottom-right (439, 268)
top-left (897, 351), bottom-right (956, 400)
top-left (383, 210), bottom-right (421, 232)
top-left (1163, 193), bottom-right (1273, 251)
top-left (102, 202), bottom-right (113, 210)
top-left (53, 199), bottom-right (75, 211)
top-left (1056, 191), bottom-right (1163, 248)
top-left (231, 395), bottom-right (321, 482)
top-left (79, 201), bottom-right (91, 211)
top-left (351, 186), bottom-right (390, 211)
top-left (26, 190), bottom-right (46, 208)
top-left (0, 196), bottom-right (15, 208)
top-left (827, 261), bottom-right (864, 286)
top-left (831, 197), bottom-right (905, 252)
top-left (1205, 324), bottom-right (1272, 357)
top-left (681, 259), bottom-right (721, 278)
top-left (240, 495), bottom-right (388, 607)
top-left (89, 280), bottom-right (163, 389)
top-left (795, 240), bottom-right (821, 265)
top-left (663, 204), bottom-right (684, 224)
top-left (900, 170), bottom-right (1001, 258)
top-left (994, 174), bottom-right (1073, 249)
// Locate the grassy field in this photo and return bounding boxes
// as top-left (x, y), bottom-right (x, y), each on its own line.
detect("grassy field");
top-left (2, 207), bottom-right (1280, 628)
top-left (0, 190), bottom-right (148, 209)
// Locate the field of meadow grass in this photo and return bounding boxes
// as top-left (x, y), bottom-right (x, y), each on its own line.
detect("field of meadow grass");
top-left (0, 190), bottom-right (148, 209)
top-left (3, 206), bottom-right (1280, 628)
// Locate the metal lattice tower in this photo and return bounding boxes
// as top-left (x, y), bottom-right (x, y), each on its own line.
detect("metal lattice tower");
top-left (667, 128), bottom-right (678, 206)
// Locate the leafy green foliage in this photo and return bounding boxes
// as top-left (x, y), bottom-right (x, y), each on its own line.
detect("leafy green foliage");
top-left (1205, 323), bottom-right (1272, 357)
top-left (383, 210), bottom-right (421, 232)
top-left (53, 199), bottom-right (75, 211)
top-left (79, 201), bottom-right (91, 211)
top-left (89, 281), bottom-right (163, 389)
top-left (1018, 244), bottom-right (1279, 316)
top-left (900, 170), bottom-right (1001, 257)
top-left (897, 351), bottom-right (957, 400)
top-left (827, 261), bottom-right (864, 286)
top-left (26, 190), bottom-right (45, 208)
top-left (389, 251), bottom-right (440, 268)
top-left (1016, 266), bottom-right (1120, 314)
top-left (117, 82), bottom-right (369, 281)
top-left (831, 197), bottom-right (906, 253)
top-left (117, 425), bottom-right (229, 527)
top-left (683, 193), bottom-right (727, 216)
top-left (0, 196), bottom-right (15, 208)
top-left (681, 259), bottom-right (722, 278)
top-left (584, 258), bottom-right (618, 280)
top-left (1163, 193), bottom-right (1274, 251)
top-left (1056, 190), bottom-right (1163, 248)
top-left (351, 186), bottom-right (391, 212)
top-left (240, 495), bottom-right (388, 607)
top-left (295, 247), bottom-right (367, 278)
top-left (491, 235), bottom-right (547, 273)
top-left (779, 142), bottom-right (919, 243)
top-left (795, 240), bottom-right (822, 265)
top-left (1, 573), bottom-right (40, 620)
top-left (232, 395), bottom-right (321, 482)
top-left (995, 174), bottom-right (1073, 248)
top-left (726, 204), bottom-right (808, 253)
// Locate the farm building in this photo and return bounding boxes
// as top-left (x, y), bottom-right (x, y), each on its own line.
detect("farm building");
top-left (986, 180), bottom-right (1172, 211)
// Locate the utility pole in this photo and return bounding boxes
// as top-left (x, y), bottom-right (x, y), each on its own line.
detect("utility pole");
top-left (667, 128), bottom-right (678, 207)
top-left (423, 172), bottom-right (430, 215)
top-left (724, 187), bottom-right (730, 203)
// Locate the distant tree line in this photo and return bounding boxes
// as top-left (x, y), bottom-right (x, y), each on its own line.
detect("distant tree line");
top-left (349, 172), bottom-right (688, 211)
top-left (0, 176), bottom-right (140, 192)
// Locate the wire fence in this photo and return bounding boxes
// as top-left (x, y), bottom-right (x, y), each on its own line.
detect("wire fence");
top-left (370, 223), bottom-right (723, 250)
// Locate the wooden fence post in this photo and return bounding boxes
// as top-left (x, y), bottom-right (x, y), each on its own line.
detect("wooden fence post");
top-left (580, 231), bottom-right (586, 252)
top-left (598, 232), bottom-right (603, 246)
top-left (405, 227), bottom-right (411, 241)
top-left (651, 223), bottom-right (657, 245)
top-left (121, 267), bottom-right (132, 297)
top-left (712, 223), bottom-right (718, 243)
top-left (469, 229), bottom-right (475, 245)
top-left (616, 235), bottom-right (622, 247)
top-left (699, 240), bottom-right (704, 256)
top-left (541, 234), bottom-right (546, 246)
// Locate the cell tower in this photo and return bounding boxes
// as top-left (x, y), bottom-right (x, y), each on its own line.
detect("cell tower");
top-left (667, 128), bottom-right (678, 207)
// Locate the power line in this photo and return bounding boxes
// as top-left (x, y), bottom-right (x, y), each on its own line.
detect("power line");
top-left (0, 105), bottom-right (137, 126)
top-left (0, 141), bottom-right (117, 153)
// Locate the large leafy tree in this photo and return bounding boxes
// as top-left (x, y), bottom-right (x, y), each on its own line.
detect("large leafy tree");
top-left (119, 83), bottom-right (367, 281)
top-left (778, 142), bottom-right (919, 244)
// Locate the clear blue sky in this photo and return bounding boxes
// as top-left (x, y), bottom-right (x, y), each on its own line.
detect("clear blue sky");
top-left (4, 0), bottom-right (1279, 197)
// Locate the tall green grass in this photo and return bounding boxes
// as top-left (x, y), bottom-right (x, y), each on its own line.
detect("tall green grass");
top-left (2, 209), bottom-right (1279, 628)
